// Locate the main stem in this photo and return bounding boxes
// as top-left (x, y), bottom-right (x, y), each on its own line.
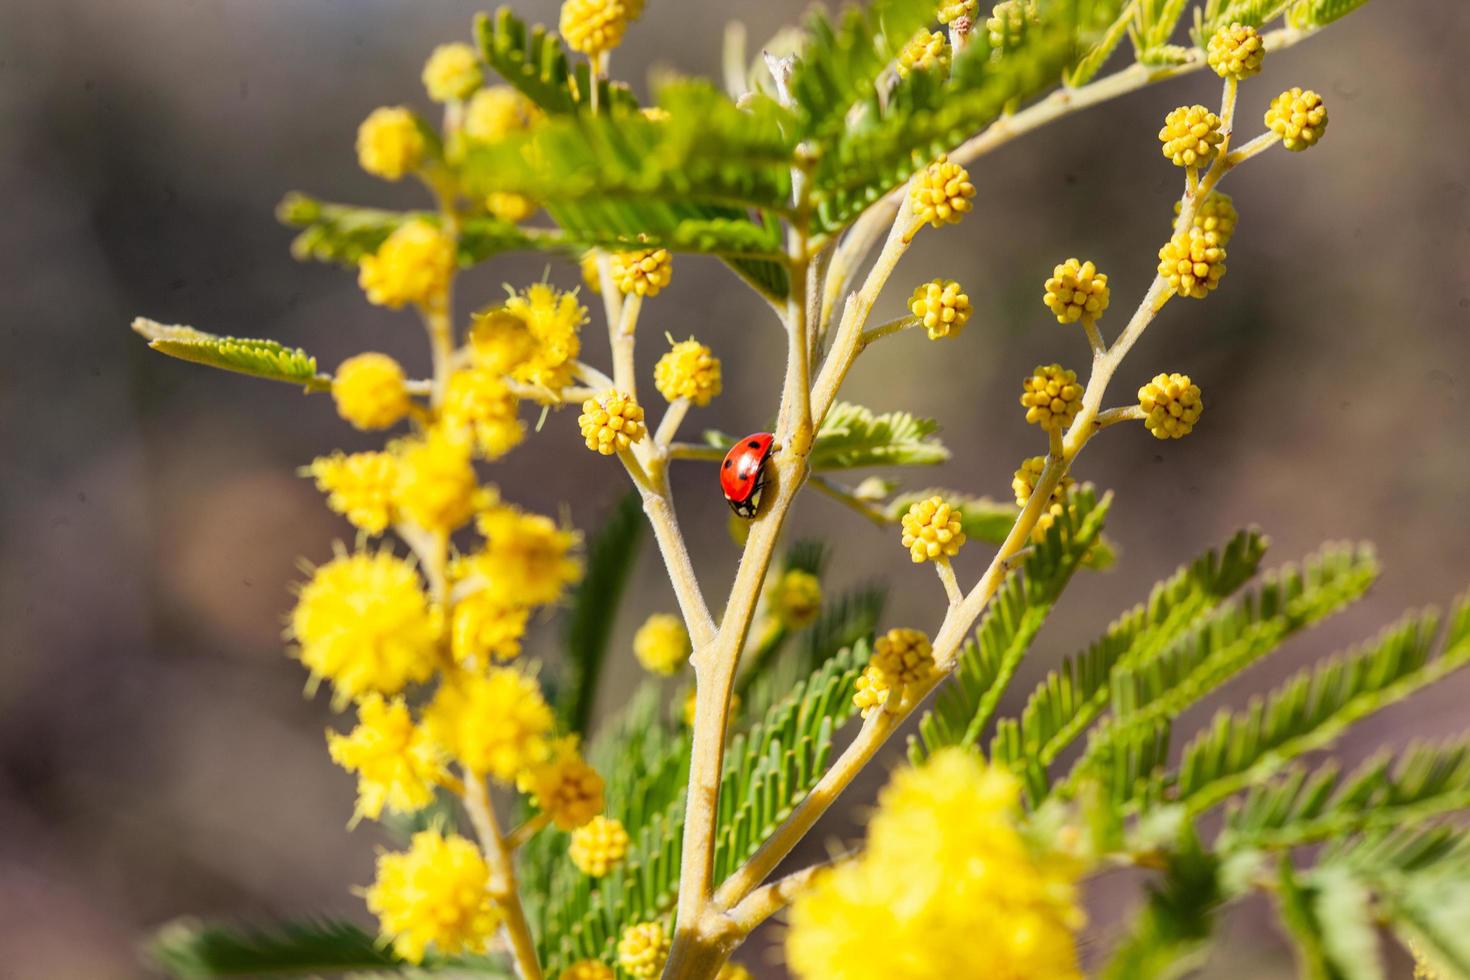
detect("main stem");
top-left (463, 774), bottom-right (544, 980)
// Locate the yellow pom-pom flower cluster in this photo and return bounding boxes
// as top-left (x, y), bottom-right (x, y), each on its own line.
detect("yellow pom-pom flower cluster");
top-left (1138, 372), bottom-right (1204, 439)
top-left (1159, 104), bottom-right (1223, 168)
top-left (425, 669), bottom-right (554, 781)
top-left (464, 86), bottom-right (539, 143)
top-left (1158, 227), bottom-right (1226, 299)
top-left (472, 505), bottom-right (585, 606)
top-left (717, 964), bottom-right (754, 980)
top-left (422, 43), bottom-right (482, 102)
top-left (897, 30), bottom-right (950, 78)
top-left (469, 307), bottom-right (537, 374)
top-left (1265, 87), bottom-right (1328, 151)
top-left (938, 0), bottom-right (978, 23)
top-left (787, 749), bottom-right (1085, 980)
top-left (579, 389), bottom-right (646, 455)
top-left (908, 279), bottom-right (971, 339)
top-left (853, 664), bottom-right (891, 719)
top-left (327, 694), bottom-right (446, 822)
top-left (442, 368), bottom-right (524, 460)
top-left (986, 0), bottom-right (1036, 51)
top-left (871, 627), bottom-right (938, 689)
top-left (308, 451), bottom-right (399, 534)
top-left (617, 921), bottom-right (670, 978)
top-left (518, 737), bottom-right (605, 831)
top-left (365, 830), bottom-right (502, 965)
top-left (560, 0), bottom-right (629, 58)
top-left (291, 550), bottom-right (440, 705)
top-left (633, 612), bottom-right (690, 675)
top-left (359, 220), bottom-right (456, 309)
top-left (770, 568), bottom-right (823, 629)
top-left (1020, 363), bottom-right (1084, 431)
top-left (1173, 190), bottom-right (1237, 247)
top-left (1207, 23), bottom-right (1264, 80)
top-left (610, 247), bottom-right (673, 297)
top-left (503, 283), bottom-right (586, 392)
top-left (450, 593), bottom-right (529, 667)
top-left (900, 496), bottom-right (966, 563)
top-left (1043, 258), bottom-right (1109, 324)
top-left (394, 430), bottom-right (481, 533)
top-left (909, 155), bottom-right (976, 231)
top-left (653, 338), bottom-right (722, 406)
top-left (332, 353), bottom-right (410, 431)
top-left (356, 107), bottom-right (424, 181)
top-left (570, 815), bottom-right (630, 877)
top-left (560, 962), bottom-right (615, 980)
top-left (1013, 455), bottom-right (1077, 540)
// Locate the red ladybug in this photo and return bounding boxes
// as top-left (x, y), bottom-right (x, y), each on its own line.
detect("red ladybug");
top-left (720, 432), bottom-right (776, 519)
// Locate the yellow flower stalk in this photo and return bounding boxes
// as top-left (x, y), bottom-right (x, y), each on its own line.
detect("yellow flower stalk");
top-left (617, 921), bottom-right (671, 978)
top-left (327, 694), bottom-right (446, 822)
top-left (570, 815), bottom-right (630, 877)
top-left (356, 106), bottom-right (424, 181)
top-left (653, 338), bottom-right (722, 406)
top-left (633, 612), bottom-right (691, 675)
top-left (331, 353), bottom-right (410, 431)
top-left (365, 830), bottom-right (502, 964)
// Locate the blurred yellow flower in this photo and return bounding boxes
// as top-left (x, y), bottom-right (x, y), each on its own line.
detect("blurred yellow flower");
top-left (570, 815), bottom-right (629, 877)
top-left (332, 353), bottom-right (410, 431)
top-left (422, 43), bottom-right (482, 102)
top-left (617, 921), bottom-right (670, 978)
top-left (518, 736), bottom-right (605, 830)
top-left (307, 451), bottom-right (398, 534)
top-left (327, 694), bottom-right (446, 822)
top-left (633, 613), bottom-right (690, 675)
top-left (356, 107), bottom-right (424, 181)
top-left (359, 220), bottom-right (456, 309)
top-left (653, 338), bottom-right (722, 406)
top-left (393, 430), bottom-right (481, 533)
top-left (366, 830), bottom-right (501, 964)
top-left (424, 668), bottom-right (554, 781)
top-left (504, 283), bottom-right (586, 392)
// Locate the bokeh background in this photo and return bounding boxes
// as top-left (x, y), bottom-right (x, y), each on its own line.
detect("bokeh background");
top-left (3, 0), bottom-right (1468, 976)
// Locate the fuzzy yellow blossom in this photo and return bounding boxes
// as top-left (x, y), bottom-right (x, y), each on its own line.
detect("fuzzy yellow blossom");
top-left (1207, 23), bottom-right (1264, 80)
top-left (1020, 363), bottom-right (1083, 430)
top-left (633, 613), bottom-right (690, 675)
top-left (464, 85), bottom-right (539, 142)
top-left (1266, 87), bottom-right (1328, 151)
top-left (617, 921), bottom-right (670, 978)
top-left (560, 962), bottom-right (614, 980)
top-left (938, 0), bottom-right (978, 23)
top-left (1159, 104), bottom-right (1223, 168)
top-left (327, 694), bottom-right (446, 822)
top-left (871, 628), bottom-right (938, 690)
top-left (393, 431), bottom-right (480, 533)
top-left (424, 669), bottom-right (554, 780)
top-left (486, 192), bottom-right (538, 224)
top-left (356, 107), bottom-right (424, 181)
top-left (986, 0), bottom-right (1036, 51)
top-left (518, 737), bottom-right (605, 830)
top-left (307, 451), bottom-right (398, 534)
top-left (358, 220), bottom-right (456, 309)
top-left (365, 830), bottom-right (501, 964)
top-left (468, 307), bottom-right (536, 374)
top-left (610, 247), bottom-right (673, 297)
top-left (332, 353), bottom-right (410, 431)
top-left (786, 749), bottom-right (1085, 980)
top-left (560, 0), bottom-right (628, 58)
top-left (1043, 258), bottom-right (1109, 324)
top-left (908, 279), bottom-right (971, 339)
top-left (1158, 227), bottom-right (1226, 299)
top-left (909, 155), bottom-right (975, 232)
top-left (770, 568), bottom-right (822, 629)
top-left (570, 815), bottom-right (629, 877)
top-left (1138, 372), bottom-right (1203, 439)
top-left (580, 251), bottom-right (603, 290)
top-left (1013, 455), bottom-right (1077, 541)
top-left (898, 31), bottom-right (950, 77)
top-left (1173, 191), bottom-right (1237, 247)
top-left (442, 368), bottom-right (524, 460)
top-left (503, 283), bottom-right (586, 392)
top-left (853, 664), bottom-right (891, 718)
top-left (579, 389), bottom-right (646, 455)
top-left (900, 496), bottom-right (966, 563)
top-left (473, 505), bottom-right (584, 606)
top-left (450, 593), bottom-right (530, 666)
top-left (422, 43), bottom-right (482, 102)
top-left (654, 338), bottom-right (722, 406)
top-left (290, 550), bottom-right (439, 705)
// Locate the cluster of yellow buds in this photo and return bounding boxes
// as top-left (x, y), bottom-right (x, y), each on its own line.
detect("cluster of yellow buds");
top-left (1043, 258), bottom-right (1109, 324)
top-left (1138, 372), bottom-right (1203, 439)
top-left (578, 389), bottom-right (646, 455)
top-left (654, 338), bottom-right (722, 406)
top-left (1174, 191), bottom-right (1237, 247)
top-left (937, 0), bottom-right (978, 23)
top-left (898, 30), bottom-right (950, 77)
top-left (1159, 104), bottom-right (1223, 168)
top-left (617, 921), bottom-right (671, 978)
top-left (1020, 363), bottom-right (1083, 431)
top-left (854, 628), bottom-right (938, 717)
top-left (909, 279), bottom-right (972, 339)
top-left (909, 155), bottom-right (976, 234)
top-left (1158, 228), bottom-right (1226, 299)
top-left (769, 568), bottom-right (823, 629)
top-left (1013, 456), bottom-right (1077, 540)
top-left (610, 246), bottom-right (674, 297)
top-left (518, 737), bottom-right (606, 831)
top-left (570, 815), bottom-right (630, 877)
top-left (900, 496), bottom-right (967, 563)
top-left (1265, 87), bottom-right (1328, 151)
top-left (1207, 23), bottom-right (1265, 80)
top-left (986, 0), bottom-right (1037, 51)
top-left (560, 0), bottom-right (633, 60)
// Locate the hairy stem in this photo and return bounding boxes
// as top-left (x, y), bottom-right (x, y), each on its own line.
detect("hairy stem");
top-left (462, 773), bottom-right (543, 980)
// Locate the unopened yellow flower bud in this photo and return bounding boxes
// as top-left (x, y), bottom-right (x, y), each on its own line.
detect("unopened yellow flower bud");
top-left (560, 0), bottom-right (628, 58)
top-left (770, 568), bottom-right (822, 629)
top-left (1020, 363), bottom-right (1083, 431)
top-left (1043, 258), bottom-right (1109, 324)
top-left (871, 627), bottom-right (938, 687)
top-left (610, 246), bottom-right (673, 297)
top-left (633, 613), bottom-right (690, 675)
top-left (332, 353), bottom-right (410, 431)
top-left (570, 815), bottom-right (629, 877)
top-left (358, 220), bottom-right (456, 309)
top-left (654, 338), bottom-right (722, 406)
top-left (1265, 87), bottom-right (1327, 151)
top-left (1173, 191), bottom-right (1237, 247)
top-left (986, 0), bottom-right (1037, 51)
top-left (909, 279), bottom-right (972, 339)
top-left (486, 192), bottom-right (537, 224)
top-left (938, 0), bottom-right (978, 24)
top-left (422, 43), bottom-right (482, 102)
top-left (910, 155), bottom-right (976, 232)
top-left (853, 664), bottom-right (891, 718)
top-left (1159, 104), bottom-right (1223, 168)
top-left (898, 30), bottom-right (950, 78)
top-left (464, 86), bottom-right (540, 142)
top-left (617, 921), bottom-right (670, 978)
top-left (717, 963), bottom-right (754, 980)
top-left (900, 496), bottom-right (966, 563)
top-left (1011, 455), bottom-right (1075, 509)
top-left (1138, 372), bottom-right (1203, 439)
top-left (1158, 228), bottom-right (1226, 299)
top-left (518, 737), bottom-right (605, 831)
top-left (356, 107), bottom-right (424, 181)
top-left (1207, 23), bottom-right (1264, 80)
top-left (578, 389), bottom-right (646, 455)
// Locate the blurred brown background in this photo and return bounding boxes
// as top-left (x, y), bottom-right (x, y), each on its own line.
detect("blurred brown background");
top-left (2, 0), bottom-right (1467, 976)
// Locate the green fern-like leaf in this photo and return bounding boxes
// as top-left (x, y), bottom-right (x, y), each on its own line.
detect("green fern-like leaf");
top-left (1101, 826), bottom-right (1225, 980)
top-left (809, 401), bottom-right (949, 468)
top-left (1274, 861), bottom-right (1382, 980)
top-left (472, 6), bottom-right (638, 117)
top-left (1201, 0), bottom-right (1296, 34)
top-left (1288, 0), bottom-right (1375, 29)
top-left (909, 487), bottom-right (1111, 773)
top-left (132, 318), bottom-right (329, 391)
top-left (1382, 871), bottom-right (1470, 979)
top-left (277, 193), bottom-right (543, 266)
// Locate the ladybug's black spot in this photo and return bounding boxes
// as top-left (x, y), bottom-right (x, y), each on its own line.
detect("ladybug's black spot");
top-left (723, 460), bottom-right (732, 468)
top-left (748, 439), bottom-right (762, 449)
